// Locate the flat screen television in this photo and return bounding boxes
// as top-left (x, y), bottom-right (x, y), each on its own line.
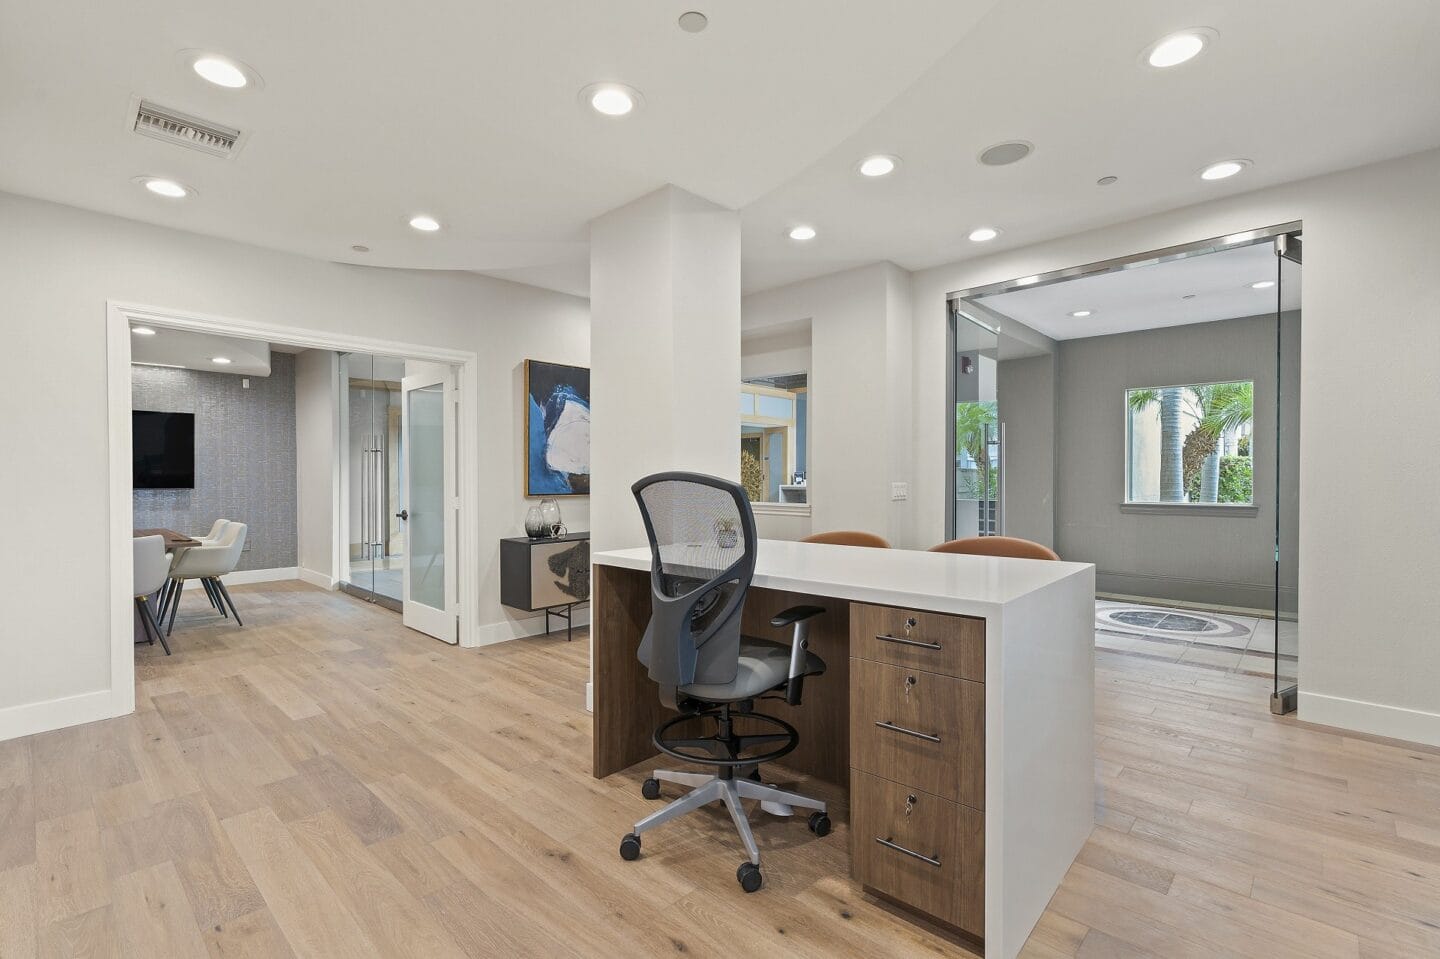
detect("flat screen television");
top-left (132, 410), bottom-right (195, 489)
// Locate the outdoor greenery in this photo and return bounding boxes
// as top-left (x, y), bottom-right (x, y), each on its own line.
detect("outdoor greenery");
top-left (955, 401), bottom-right (998, 499)
top-left (1185, 454), bottom-right (1253, 504)
top-left (1128, 381), bottom-right (1254, 504)
top-left (740, 449), bottom-right (766, 503)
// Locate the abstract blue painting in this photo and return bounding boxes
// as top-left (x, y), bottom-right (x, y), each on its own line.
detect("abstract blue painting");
top-left (525, 359), bottom-right (590, 496)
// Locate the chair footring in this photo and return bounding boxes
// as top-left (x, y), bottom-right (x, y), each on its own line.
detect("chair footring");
top-left (652, 709), bottom-right (799, 767)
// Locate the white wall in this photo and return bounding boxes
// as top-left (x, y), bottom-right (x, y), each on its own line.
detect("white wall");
top-left (294, 349), bottom-right (338, 587)
top-left (910, 148), bottom-right (1440, 744)
top-left (0, 190), bottom-right (588, 740)
top-left (742, 261), bottom-right (915, 546)
top-left (589, 185), bottom-right (741, 553)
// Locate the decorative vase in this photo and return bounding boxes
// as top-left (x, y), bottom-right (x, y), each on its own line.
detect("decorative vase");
top-left (524, 506), bottom-right (547, 539)
top-left (540, 498), bottom-right (564, 537)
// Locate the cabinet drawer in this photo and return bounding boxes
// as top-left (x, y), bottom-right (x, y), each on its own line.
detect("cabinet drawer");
top-left (849, 658), bottom-right (984, 809)
top-left (850, 603), bottom-right (984, 682)
top-left (850, 769), bottom-right (984, 935)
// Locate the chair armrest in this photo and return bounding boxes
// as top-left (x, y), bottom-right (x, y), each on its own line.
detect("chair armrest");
top-left (769, 605), bottom-right (825, 629)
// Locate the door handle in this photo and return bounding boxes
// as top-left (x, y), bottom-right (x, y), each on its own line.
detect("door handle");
top-left (395, 509), bottom-right (409, 521)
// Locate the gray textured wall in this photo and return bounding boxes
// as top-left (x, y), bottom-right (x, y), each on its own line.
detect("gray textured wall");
top-left (1054, 312), bottom-right (1300, 610)
top-left (132, 353), bottom-right (297, 570)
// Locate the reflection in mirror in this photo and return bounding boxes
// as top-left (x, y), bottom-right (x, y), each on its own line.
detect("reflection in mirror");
top-left (740, 373), bottom-right (808, 505)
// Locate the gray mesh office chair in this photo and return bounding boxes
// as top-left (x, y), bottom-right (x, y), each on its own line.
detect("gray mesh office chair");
top-left (618, 471), bottom-right (831, 893)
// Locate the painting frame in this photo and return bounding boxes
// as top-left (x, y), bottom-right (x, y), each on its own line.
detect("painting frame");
top-left (524, 358), bottom-right (591, 497)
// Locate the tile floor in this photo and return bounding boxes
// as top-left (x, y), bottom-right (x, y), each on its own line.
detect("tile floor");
top-left (1095, 599), bottom-right (1296, 680)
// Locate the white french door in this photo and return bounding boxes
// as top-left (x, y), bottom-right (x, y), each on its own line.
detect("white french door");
top-left (400, 370), bottom-right (458, 642)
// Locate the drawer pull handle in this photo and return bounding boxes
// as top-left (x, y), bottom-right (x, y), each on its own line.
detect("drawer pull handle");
top-left (877, 633), bottom-right (942, 651)
top-left (875, 836), bottom-right (942, 868)
top-left (875, 720), bottom-right (941, 743)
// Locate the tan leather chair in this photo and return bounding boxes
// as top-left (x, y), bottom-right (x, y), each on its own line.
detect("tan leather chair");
top-left (801, 530), bottom-right (891, 549)
top-left (928, 535), bottom-right (1060, 561)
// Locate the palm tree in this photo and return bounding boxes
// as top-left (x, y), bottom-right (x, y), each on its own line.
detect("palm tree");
top-left (1132, 383), bottom-right (1255, 503)
top-left (1127, 387), bottom-right (1186, 501)
top-left (954, 401), bottom-right (997, 499)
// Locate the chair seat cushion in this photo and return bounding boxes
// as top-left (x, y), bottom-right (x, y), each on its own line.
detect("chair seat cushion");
top-left (678, 637), bottom-right (826, 703)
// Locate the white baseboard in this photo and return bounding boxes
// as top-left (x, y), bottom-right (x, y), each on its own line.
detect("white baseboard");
top-left (180, 566), bottom-right (298, 590)
top-left (0, 688), bottom-right (129, 744)
top-left (468, 607), bottom-right (592, 648)
top-left (297, 567), bottom-right (337, 590)
top-left (586, 681), bottom-right (593, 713)
top-left (1299, 690), bottom-right (1440, 748)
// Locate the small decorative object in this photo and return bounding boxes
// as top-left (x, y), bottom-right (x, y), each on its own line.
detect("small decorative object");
top-left (524, 506), bottom-right (547, 539)
top-left (526, 360), bottom-right (591, 496)
top-left (714, 517), bottom-right (738, 549)
top-left (540, 497), bottom-right (565, 536)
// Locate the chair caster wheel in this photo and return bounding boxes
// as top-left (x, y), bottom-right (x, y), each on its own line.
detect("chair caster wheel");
top-left (641, 777), bottom-right (661, 800)
top-left (807, 811), bottom-right (832, 837)
top-left (737, 862), bottom-right (762, 893)
top-left (619, 833), bottom-right (641, 861)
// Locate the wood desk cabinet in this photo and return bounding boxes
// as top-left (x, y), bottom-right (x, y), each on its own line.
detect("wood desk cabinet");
top-left (849, 601), bottom-right (986, 938)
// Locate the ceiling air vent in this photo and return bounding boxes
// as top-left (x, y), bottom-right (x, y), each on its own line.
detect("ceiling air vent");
top-left (131, 100), bottom-right (243, 158)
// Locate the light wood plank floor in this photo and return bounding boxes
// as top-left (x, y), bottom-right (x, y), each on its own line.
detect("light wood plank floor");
top-left (5, 581), bottom-right (1440, 958)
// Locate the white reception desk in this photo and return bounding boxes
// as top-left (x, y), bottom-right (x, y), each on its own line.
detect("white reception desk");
top-left (591, 539), bottom-right (1095, 958)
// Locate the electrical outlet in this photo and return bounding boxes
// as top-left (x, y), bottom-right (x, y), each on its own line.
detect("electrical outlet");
top-left (890, 481), bottom-right (909, 502)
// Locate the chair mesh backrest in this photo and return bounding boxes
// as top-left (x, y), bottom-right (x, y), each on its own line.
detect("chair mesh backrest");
top-left (632, 472), bottom-right (757, 693)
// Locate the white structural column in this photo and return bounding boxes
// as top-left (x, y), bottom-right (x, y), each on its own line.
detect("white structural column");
top-left (589, 185), bottom-right (742, 553)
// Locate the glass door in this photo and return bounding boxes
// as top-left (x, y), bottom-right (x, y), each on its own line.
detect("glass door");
top-left (339, 353), bottom-right (405, 610)
top-left (400, 369), bottom-right (458, 642)
top-left (1272, 233), bottom-right (1302, 713)
top-left (949, 306), bottom-right (1001, 539)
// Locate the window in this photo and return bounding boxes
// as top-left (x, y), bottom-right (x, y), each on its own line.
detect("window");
top-left (1124, 381), bottom-right (1254, 505)
top-left (740, 374), bottom-right (808, 505)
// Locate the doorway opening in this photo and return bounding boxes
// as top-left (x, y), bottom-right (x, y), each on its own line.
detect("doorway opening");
top-left (944, 226), bottom-right (1300, 710)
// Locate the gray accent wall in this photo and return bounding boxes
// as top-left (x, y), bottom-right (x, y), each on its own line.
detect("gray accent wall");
top-left (132, 353), bottom-right (297, 571)
top-left (1053, 311), bottom-right (1300, 610)
top-left (996, 352), bottom-right (1057, 549)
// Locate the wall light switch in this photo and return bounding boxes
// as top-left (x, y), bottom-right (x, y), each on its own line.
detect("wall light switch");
top-left (241, 377), bottom-right (251, 389)
top-left (890, 482), bottom-right (909, 502)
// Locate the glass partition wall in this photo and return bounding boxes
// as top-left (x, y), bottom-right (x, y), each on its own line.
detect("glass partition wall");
top-left (946, 226), bottom-right (1301, 712)
top-left (339, 352), bottom-right (406, 609)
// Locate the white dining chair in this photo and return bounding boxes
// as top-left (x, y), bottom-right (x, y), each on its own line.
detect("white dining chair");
top-left (134, 534), bottom-right (172, 655)
top-left (163, 522), bottom-right (248, 635)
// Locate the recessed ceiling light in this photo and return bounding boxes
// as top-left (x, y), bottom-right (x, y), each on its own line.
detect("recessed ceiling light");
top-left (788, 225), bottom-right (817, 241)
top-left (193, 56), bottom-right (247, 88)
top-left (1144, 28), bottom-right (1216, 68)
top-left (1200, 159), bottom-right (1251, 181)
top-left (978, 141), bottom-right (1033, 166)
top-left (581, 82), bottom-right (643, 117)
top-left (1069, 310), bottom-right (1093, 318)
top-left (1182, 294), bottom-right (1197, 300)
top-left (211, 356), bottom-right (232, 365)
top-left (858, 155), bottom-right (899, 177)
top-left (408, 215), bottom-right (441, 232)
top-left (179, 50), bottom-right (263, 90)
top-left (1251, 280), bottom-right (1275, 290)
top-left (131, 326), bottom-right (157, 336)
top-left (1097, 175), bottom-right (1118, 186)
top-left (678, 11), bottom-right (708, 32)
top-left (1014, 275), bottom-right (1040, 287)
top-left (351, 244), bottom-right (370, 253)
top-left (139, 177), bottom-right (191, 199)
top-left (968, 227), bottom-right (1000, 243)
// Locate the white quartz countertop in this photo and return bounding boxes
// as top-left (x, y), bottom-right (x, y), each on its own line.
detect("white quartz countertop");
top-left (593, 539), bottom-right (1093, 617)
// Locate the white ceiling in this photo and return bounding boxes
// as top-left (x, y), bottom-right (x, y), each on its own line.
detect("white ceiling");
top-left (975, 242), bottom-right (1300, 339)
top-left (130, 325), bottom-right (274, 375)
top-left (3, 1), bottom-right (1439, 298)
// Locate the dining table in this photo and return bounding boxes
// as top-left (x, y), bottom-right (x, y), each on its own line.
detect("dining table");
top-left (133, 527), bottom-right (201, 550)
